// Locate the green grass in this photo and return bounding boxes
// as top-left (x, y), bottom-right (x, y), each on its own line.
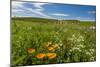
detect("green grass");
top-left (11, 17), bottom-right (96, 66)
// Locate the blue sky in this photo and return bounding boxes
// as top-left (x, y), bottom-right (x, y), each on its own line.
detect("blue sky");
top-left (12, 1), bottom-right (96, 21)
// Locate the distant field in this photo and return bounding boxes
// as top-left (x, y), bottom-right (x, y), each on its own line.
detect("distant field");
top-left (11, 17), bottom-right (96, 66)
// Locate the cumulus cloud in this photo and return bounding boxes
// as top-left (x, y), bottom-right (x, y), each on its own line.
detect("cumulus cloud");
top-left (51, 13), bottom-right (69, 16)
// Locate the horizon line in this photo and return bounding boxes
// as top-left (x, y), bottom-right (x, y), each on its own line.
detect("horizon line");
top-left (12, 16), bottom-right (96, 22)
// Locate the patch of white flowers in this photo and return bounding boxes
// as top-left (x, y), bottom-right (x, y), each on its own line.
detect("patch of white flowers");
top-left (90, 57), bottom-right (95, 61)
top-left (68, 33), bottom-right (85, 52)
top-left (77, 44), bottom-right (85, 48)
top-left (69, 33), bottom-right (84, 42)
top-left (67, 33), bottom-right (95, 61)
top-left (59, 41), bottom-right (63, 46)
top-left (85, 49), bottom-right (95, 56)
top-left (89, 26), bottom-right (96, 30)
top-left (85, 49), bottom-right (95, 61)
top-left (70, 47), bottom-right (82, 52)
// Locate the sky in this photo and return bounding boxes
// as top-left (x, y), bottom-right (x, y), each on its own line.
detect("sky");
top-left (12, 1), bottom-right (96, 21)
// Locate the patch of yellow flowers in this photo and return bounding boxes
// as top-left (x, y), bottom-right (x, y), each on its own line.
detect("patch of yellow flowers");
top-left (46, 53), bottom-right (57, 59)
top-left (46, 42), bottom-right (60, 51)
top-left (36, 53), bottom-right (57, 59)
top-left (28, 48), bottom-right (36, 54)
top-left (27, 48), bottom-right (57, 59)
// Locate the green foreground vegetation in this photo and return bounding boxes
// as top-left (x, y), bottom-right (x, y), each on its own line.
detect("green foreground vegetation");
top-left (11, 17), bottom-right (96, 66)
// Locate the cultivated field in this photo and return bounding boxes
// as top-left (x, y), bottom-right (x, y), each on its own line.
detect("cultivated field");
top-left (11, 17), bottom-right (96, 66)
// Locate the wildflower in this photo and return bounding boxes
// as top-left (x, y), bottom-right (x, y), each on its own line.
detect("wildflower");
top-left (45, 44), bottom-right (49, 47)
top-left (89, 26), bottom-right (96, 30)
top-left (86, 52), bottom-right (90, 55)
top-left (59, 43), bottom-right (63, 46)
top-left (28, 48), bottom-right (36, 54)
top-left (45, 42), bottom-right (52, 48)
top-left (90, 57), bottom-right (95, 61)
top-left (52, 44), bottom-right (59, 48)
top-left (48, 47), bottom-right (55, 51)
top-left (47, 42), bottom-right (52, 45)
top-left (70, 47), bottom-right (82, 52)
top-left (46, 53), bottom-right (57, 59)
top-left (77, 44), bottom-right (85, 48)
top-left (60, 41), bottom-right (62, 43)
top-left (89, 49), bottom-right (95, 52)
top-left (36, 53), bottom-right (46, 59)
top-left (72, 47), bottom-right (80, 50)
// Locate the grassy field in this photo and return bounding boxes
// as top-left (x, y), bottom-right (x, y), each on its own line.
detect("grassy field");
top-left (11, 17), bottom-right (96, 66)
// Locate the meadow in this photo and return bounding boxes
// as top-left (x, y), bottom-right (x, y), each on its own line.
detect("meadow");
top-left (11, 17), bottom-right (96, 66)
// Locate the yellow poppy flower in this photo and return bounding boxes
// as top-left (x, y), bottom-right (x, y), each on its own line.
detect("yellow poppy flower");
top-left (36, 53), bottom-right (46, 59)
top-left (46, 53), bottom-right (57, 59)
top-left (28, 48), bottom-right (36, 54)
top-left (48, 47), bottom-right (55, 51)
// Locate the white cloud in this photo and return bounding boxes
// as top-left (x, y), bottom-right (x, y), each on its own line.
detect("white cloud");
top-left (35, 8), bottom-right (43, 12)
top-left (29, 3), bottom-right (48, 12)
top-left (31, 3), bottom-right (47, 13)
top-left (12, 1), bottom-right (53, 18)
top-left (88, 11), bottom-right (96, 14)
top-left (12, 9), bottom-right (24, 13)
top-left (51, 13), bottom-right (69, 16)
top-left (12, 1), bottom-right (24, 9)
top-left (32, 3), bottom-right (48, 9)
